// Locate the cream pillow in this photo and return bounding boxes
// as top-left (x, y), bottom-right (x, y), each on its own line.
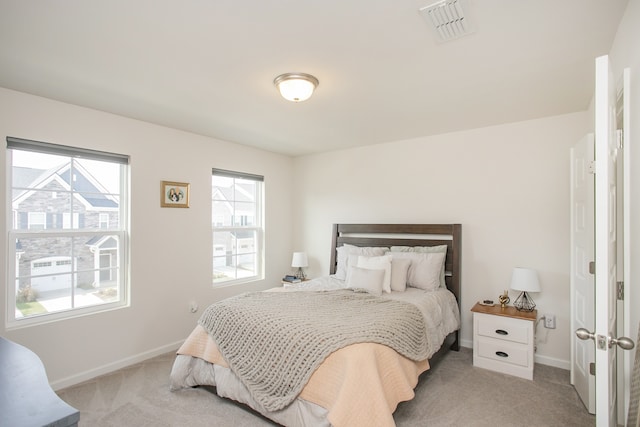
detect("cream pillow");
top-left (390, 245), bottom-right (447, 288)
top-left (356, 254), bottom-right (393, 293)
top-left (390, 257), bottom-right (411, 292)
top-left (344, 254), bottom-right (361, 282)
top-left (389, 251), bottom-right (446, 291)
top-left (346, 266), bottom-right (385, 296)
top-left (334, 244), bottom-right (389, 280)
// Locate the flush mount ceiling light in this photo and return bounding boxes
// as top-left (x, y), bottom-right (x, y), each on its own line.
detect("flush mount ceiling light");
top-left (273, 73), bottom-right (319, 102)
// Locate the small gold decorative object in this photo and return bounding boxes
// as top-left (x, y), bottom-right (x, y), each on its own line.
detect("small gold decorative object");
top-left (498, 290), bottom-right (510, 308)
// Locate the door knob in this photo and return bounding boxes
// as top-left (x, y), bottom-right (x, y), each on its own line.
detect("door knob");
top-left (576, 328), bottom-right (595, 341)
top-left (609, 335), bottom-right (635, 350)
top-left (576, 328), bottom-right (635, 350)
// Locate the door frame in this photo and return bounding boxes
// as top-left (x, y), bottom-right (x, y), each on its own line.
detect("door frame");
top-left (619, 66), bottom-right (632, 424)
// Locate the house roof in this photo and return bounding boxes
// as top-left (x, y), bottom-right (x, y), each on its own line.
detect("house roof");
top-left (212, 183), bottom-right (256, 204)
top-left (85, 235), bottom-right (117, 249)
top-left (57, 168), bottom-right (118, 208)
top-left (13, 162), bottom-right (118, 209)
top-left (13, 167), bottom-right (44, 189)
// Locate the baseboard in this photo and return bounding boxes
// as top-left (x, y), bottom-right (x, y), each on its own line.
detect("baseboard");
top-left (460, 338), bottom-right (473, 349)
top-left (50, 340), bottom-right (184, 391)
top-left (535, 354), bottom-right (570, 370)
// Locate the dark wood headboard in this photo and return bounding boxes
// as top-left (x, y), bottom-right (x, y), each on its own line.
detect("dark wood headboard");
top-left (330, 223), bottom-right (462, 350)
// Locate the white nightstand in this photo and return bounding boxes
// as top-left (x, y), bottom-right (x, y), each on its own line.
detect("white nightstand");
top-left (471, 302), bottom-right (537, 380)
top-left (281, 278), bottom-right (310, 288)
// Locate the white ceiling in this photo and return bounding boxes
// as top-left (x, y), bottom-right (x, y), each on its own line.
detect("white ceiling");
top-left (0, 0), bottom-right (629, 157)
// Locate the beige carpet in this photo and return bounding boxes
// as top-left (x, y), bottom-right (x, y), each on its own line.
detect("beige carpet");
top-left (56, 347), bottom-right (594, 426)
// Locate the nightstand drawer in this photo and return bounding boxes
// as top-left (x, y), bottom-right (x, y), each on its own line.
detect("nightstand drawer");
top-left (476, 338), bottom-right (529, 367)
top-left (476, 314), bottom-right (530, 344)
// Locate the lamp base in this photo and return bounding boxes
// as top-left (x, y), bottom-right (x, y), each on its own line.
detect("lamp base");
top-left (513, 291), bottom-right (536, 311)
top-left (295, 267), bottom-right (306, 280)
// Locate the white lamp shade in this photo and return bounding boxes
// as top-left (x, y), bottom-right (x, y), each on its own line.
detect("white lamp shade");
top-left (510, 268), bottom-right (541, 292)
top-left (274, 73), bottom-right (318, 102)
top-left (291, 252), bottom-right (308, 268)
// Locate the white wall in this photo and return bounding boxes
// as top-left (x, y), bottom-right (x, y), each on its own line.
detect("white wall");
top-left (293, 112), bottom-right (589, 368)
top-left (609, 0), bottom-right (640, 403)
top-left (0, 87), bottom-right (294, 388)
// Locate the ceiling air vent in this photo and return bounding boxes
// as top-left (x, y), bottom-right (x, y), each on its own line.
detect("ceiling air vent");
top-left (419, 0), bottom-right (475, 42)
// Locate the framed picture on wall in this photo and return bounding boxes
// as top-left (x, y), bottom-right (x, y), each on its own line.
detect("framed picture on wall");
top-left (161, 181), bottom-right (190, 208)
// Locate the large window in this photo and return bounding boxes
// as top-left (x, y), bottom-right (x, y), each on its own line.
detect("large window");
top-left (6, 137), bottom-right (129, 327)
top-left (212, 168), bottom-right (263, 285)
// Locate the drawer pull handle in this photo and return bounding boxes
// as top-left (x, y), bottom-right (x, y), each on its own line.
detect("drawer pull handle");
top-left (495, 329), bottom-right (508, 335)
top-left (496, 351), bottom-right (509, 358)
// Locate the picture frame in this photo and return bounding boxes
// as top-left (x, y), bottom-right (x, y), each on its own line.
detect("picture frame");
top-left (161, 181), bottom-right (190, 208)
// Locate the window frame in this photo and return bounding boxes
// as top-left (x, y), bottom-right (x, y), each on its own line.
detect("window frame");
top-left (212, 168), bottom-right (264, 286)
top-left (6, 136), bottom-right (129, 328)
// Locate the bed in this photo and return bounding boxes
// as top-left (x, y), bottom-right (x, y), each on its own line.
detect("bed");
top-left (170, 223), bottom-right (461, 427)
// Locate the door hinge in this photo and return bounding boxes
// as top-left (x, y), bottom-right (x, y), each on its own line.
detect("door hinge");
top-left (617, 281), bottom-right (624, 300)
top-left (587, 161), bottom-right (596, 174)
top-left (617, 129), bottom-right (624, 149)
top-left (590, 362), bottom-right (596, 376)
top-left (589, 261), bottom-right (595, 275)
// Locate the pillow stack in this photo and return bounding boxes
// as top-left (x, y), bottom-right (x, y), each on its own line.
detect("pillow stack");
top-left (335, 243), bottom-right (447, 295)
top-left (334, 244), bottom-right (388, 281)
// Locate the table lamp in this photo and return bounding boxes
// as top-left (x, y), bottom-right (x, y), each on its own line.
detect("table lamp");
top-left (291, 252), bottom-right (308, 280)
top-left (510, 267), bottom-right (541, 311)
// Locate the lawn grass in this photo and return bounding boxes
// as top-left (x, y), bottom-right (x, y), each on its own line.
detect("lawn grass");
top-left (16, 301), bottom-right (47, 316)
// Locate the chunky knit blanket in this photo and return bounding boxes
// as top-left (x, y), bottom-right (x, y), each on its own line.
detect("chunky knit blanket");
top-left (198, 290), bottom-right (428, 412)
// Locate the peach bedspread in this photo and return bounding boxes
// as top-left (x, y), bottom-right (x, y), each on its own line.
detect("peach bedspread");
top-left (177, 324), bottom-right (430, 427)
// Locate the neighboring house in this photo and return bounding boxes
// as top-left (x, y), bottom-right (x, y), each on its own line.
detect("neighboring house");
top-left (212, 182), bottom-right (257, 274)
top-left (12, 162), bottom-right (119, 293)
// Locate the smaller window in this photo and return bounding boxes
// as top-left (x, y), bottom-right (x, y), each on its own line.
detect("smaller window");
top-left (28, 212), bottom-right (46, 230)
top-left (33, 261), bottom-right (52, 269)
top-left (99, 213), bottom-right (109, 229)
top-left (62, 212), bottom-right (80, 229)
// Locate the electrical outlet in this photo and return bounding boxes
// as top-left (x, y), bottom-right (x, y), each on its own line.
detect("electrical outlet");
top-left (544, 314), bottom-right (556, 329)
top-left (189, 301), bottom-right (199, 313)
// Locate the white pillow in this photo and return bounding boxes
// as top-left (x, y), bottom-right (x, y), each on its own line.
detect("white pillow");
top-left (356, 254), bottom-right (392, 293)
top-left (346, 266), bottom-right (385, 296)
top-left (344, 254), bottom-right (361, 282)
top-left (390, 245), bottom-right (448, 288)
top-left (334, 244), bottom-right (389, 280)
top-left (390, 257), bottom-right (411, 292)
top-left (389, 251), bottom-right (446, 291)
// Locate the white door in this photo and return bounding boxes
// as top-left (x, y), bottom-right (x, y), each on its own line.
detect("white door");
top-left (570, 133), bottom-right (595, 413)
top-left (594, 53), bottom-right (619, 427)
top-left (576, 57), bottom-right (635, 427)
